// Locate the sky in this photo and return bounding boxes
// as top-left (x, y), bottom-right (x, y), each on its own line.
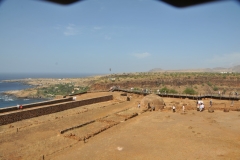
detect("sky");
top-left (0, 0), bottom-right (240, 74)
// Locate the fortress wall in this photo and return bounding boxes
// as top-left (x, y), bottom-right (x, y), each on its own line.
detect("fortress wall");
top-left (0, 98), bottom-right (73, 114)
top-left (22, 98), bottom-right (73, 109)
top-left (0, 107), bottom-right (17, 113)
top-left (0, 95), bottom-right (113, 126)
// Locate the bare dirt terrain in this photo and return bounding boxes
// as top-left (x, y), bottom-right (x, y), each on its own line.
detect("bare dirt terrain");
top-left (1, 92), bottom-right (240, 160)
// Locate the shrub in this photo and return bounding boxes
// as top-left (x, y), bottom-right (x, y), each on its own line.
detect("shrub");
top-left (213, 86), bottom-right (218, 91)
top-left (222, 89), bottom-right (226, 94)
top-left (169, 89), bottom-right (178, 94)
top-left (160, 87), bottom-right (168, 93)
top-left (207, 82), bottom-right (212, 86)
top-left (183, 87), bottom-right (197, 95)
top-left (160, 87), bottom-right (178, 94)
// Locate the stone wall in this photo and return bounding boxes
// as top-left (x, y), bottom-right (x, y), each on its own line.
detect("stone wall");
top-left (0, 98), bottom-right (73, 114)
top-left (0, 95), bottom-right (113, 126)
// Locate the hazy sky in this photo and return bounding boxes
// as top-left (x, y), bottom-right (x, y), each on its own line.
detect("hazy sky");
top-left (0, 0), bottom-right (240, 74)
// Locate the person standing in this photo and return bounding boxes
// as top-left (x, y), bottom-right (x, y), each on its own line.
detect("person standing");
top-left (182, 105), bottom-right (185, 113)
top-left (151, 103), bottom-right (155, 111)
top-left (197, 100), bottom-right (200, 111)
top-left (210, 99), bottom-right (212, 107)
top-left (200, 104), bottom-right (202, 111)
top-left (172, 105), bottom-right (176, 112)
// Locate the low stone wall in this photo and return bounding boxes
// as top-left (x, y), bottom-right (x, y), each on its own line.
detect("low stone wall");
top-left (0, 98), bottom-right (73, 114)
top-left (0, 95), bottom-right (113, 126)
top-left (0, 107), bottom-right (17, 113)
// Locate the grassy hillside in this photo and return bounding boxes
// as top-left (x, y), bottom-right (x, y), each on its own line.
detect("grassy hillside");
top-left (91, 72), bottom-right (240, 96)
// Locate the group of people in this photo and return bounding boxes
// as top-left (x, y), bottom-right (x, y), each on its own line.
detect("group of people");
top-left (218, 90), bottom-right (239, 97)
top-left (172, 100), bottom-right (206, 113)
top-left (72, 96), bottom-right (77, 101)
top-left (17, 104), bottom-right (23, 109)
top-left (172, 105), bottom-right (185, 113)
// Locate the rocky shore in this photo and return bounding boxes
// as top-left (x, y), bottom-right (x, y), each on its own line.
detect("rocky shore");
top-left (3, 89), bottom-right (40, 99)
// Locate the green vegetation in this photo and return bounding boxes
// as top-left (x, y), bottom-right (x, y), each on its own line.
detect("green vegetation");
top-left (182, 87), bottom-right (197, 95)
top-left (37, 83), bottom-right (89, 98)
top-left (207, 82), bottom-right (212, 87)
top-left (102, 72), bottom-right (240, 82)
top-left (222, 89), bottom-right (226, 94)
top-left (213, 86), bottom-right (219, 91)
top-left (160, 87), bottom-right (178, 94)
top-left (132, 88), bottom-right (140, 91)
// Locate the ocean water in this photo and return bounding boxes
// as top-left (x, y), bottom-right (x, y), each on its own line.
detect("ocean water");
top-left (0, 81), bottom-right (48, 108)
top-left (0, 94), bottom-right (49, 109)
top-left (0, 73), bottom-right (100, 108)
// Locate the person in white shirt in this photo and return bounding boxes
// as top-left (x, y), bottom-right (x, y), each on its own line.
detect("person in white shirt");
top-left (199, 103), bottom-right (205, 112)
top-left (172, 105), bottom-right (176, 112)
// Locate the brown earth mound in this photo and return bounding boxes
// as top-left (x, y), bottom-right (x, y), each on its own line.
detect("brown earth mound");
top-left (140, 94), bottom-right (165, 110)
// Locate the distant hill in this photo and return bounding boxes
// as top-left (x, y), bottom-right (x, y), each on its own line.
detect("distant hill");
top-left (232, 65), bottom-right (240, 72)
top-left (149, 65), bottom-right (240, 73)
top-left (148, 68), bottom-right (163, 72)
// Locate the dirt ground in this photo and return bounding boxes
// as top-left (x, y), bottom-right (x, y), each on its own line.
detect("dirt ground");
top-left (0, 92), bottom-right (240, 160)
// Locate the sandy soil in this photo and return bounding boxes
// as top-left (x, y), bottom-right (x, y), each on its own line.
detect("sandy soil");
top-left (0, 92), bottom-right (240, 160)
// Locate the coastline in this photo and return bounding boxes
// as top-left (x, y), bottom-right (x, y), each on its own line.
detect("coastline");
top-left (3, 89), bottom-right (40, 98)
top-left (1, 75), bottom-right (103, 99)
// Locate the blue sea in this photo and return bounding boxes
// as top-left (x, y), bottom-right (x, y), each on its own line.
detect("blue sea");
top-left (0, 73), bottom-right (100, 108)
